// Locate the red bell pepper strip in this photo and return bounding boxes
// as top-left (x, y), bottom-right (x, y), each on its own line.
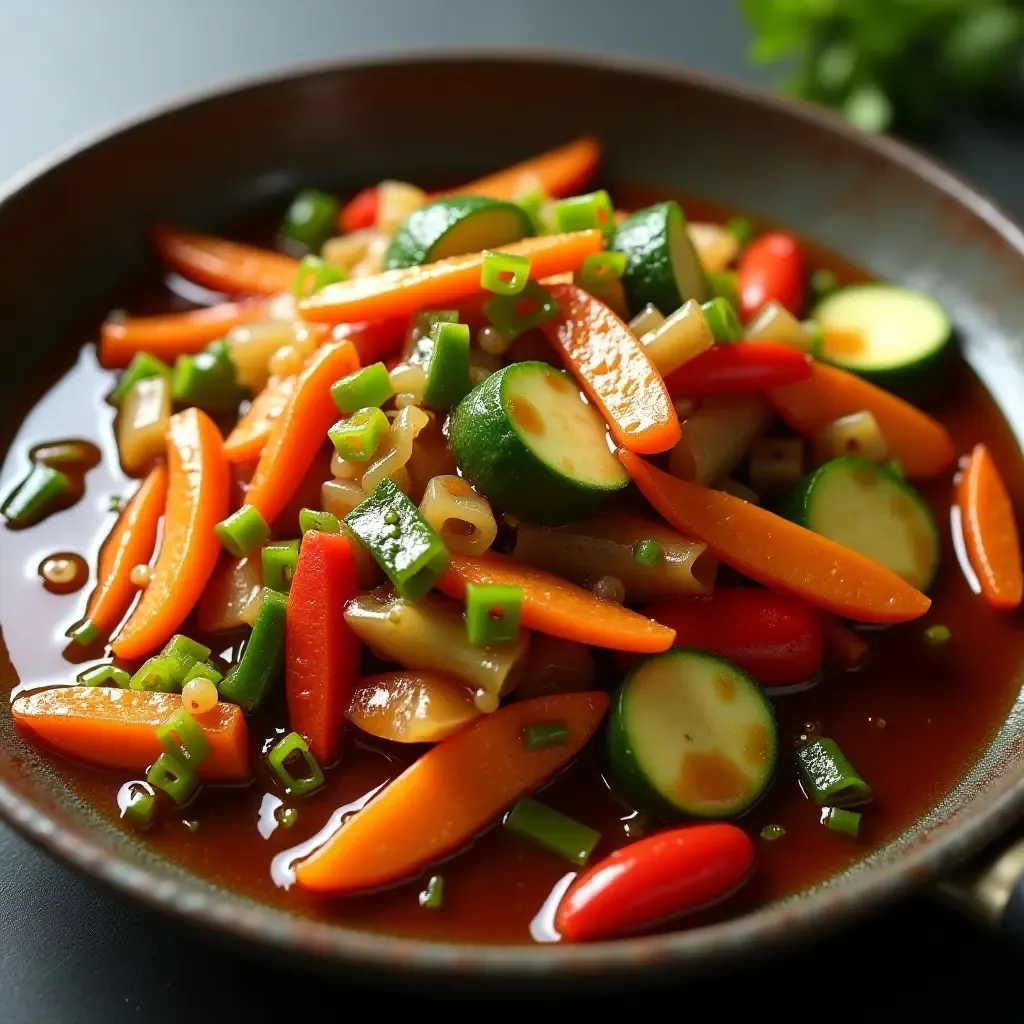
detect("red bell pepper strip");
top-left (338, 186), bottom-right (380, 233)
top-left (738, 232), bottom-right (806, 322)
top-left (640, 588), bottom-right (823, 689)
top-left (555, 824), bottom-right (755, 942)
top-left (331, 316), bottom-right (407, 365)
top-left (664, 341), bottom-right (814, 398)
top-left (286, 531), bottom-right (361, 764)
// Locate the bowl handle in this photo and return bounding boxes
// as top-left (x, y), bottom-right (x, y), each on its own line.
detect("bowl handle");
top-left (936, 826), bottom-right (1024, 947)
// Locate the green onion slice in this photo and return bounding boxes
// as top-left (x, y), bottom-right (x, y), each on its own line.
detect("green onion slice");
top-left (796, 737), bottom-right (872, 807)
top-left (268, 731), bottom-right (325, 797)
top-left (465, 582), bottom-right (523, 645)
top-left (483, 281), bottom-right (560, 342)
top-left (702, 297), bottom-right (743, 342)
top-left (331, 362), bottom-right (394, 414)
top-left (481, 250), bottom-right (531, 296)
top-left (292, 255), bottom-right (346, 298)
top-left (110, 352), bottom-right (171, 405)
top-left (822, 806), bottom-right (861, 837)
top-left (262, 539), bottom-right (300, 593)
top-left (147, 752), bottom-right (199, 805)
top-left (215, 504), bottom-right (271, 558)
top-left (328, 407), bottom-right (390, 463)
top-left (155, 709), bottom-right (211, 767)
top-left (129, 655), bottom-right (180, 694)
top-left (503, 798), bottom-right (600, 866)
top-left (77, 664), bottom-right (131, 688)
top-left (1, 464), bottom-right (72, 528)
top-left (553, 190), bottom-right (615, 243)
top-left (299, 508), bottom-right (341, 535)
top-left (632, 539), bottom-right (663, 567)
top-left (423, 321), bottom-right (471, 409)
top-left (282, 188), bottom-right (340, 251)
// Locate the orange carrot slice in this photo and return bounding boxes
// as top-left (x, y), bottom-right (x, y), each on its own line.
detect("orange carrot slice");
top-left (98, 300), bottom-right (267, 368)
top-left (244, 340), bottom-right (359, 526)
top-left (541, 283), bottom-right (681, 454)
top-left (620, 450), bottom-right (930, 624)
top-left (224, 374), bottom-right (296, 463)
top-left (112, 409), bottom-right (229, 659)
top-left (436, 551), bottom-right (675, 654)
top-left (78, 465), bottom-right (167, 641)
top-left (152, 223), bottom-right (300, 296)
top-left (12, 687), bottom-right (249, 781)
top-left (439, 137), bottom-right (601, 201)
top-left (296, 690), bottom-right (609, 894)
top-left (769, 363), bottom-right (955, 479)
top-left (958, 442), bottom-right (1023, 610)
top-left (298, 230), bottom-right (603, 325)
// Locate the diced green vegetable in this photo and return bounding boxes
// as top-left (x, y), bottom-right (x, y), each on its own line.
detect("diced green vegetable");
top-left (77, 664), bottom-right (131, 688)
top-left (292, 255), bottom-right (345, 298)
top-left (702, 297), bottom-right (743, 342)
top-left (267, 731), bottom-right (325, 797)
top-left (423, 321), bottom-right (471, 409)
top-left (170, 341), bottom-right (247, 412)
top-left (120, 782), bottom-right (157, 828)
top-left (344, 478), bottom-right (450, 601)
top-left (924, 624), bottom-right (952, 647)
top-left (129, 655), bottom-right (179, 694)
top-left (299, 508), bottom-right (341, 535)
top-left (155, 709), bottom-right (211, 767)
top-left (480, 250), bottom-right (531, 296)
top-left (147, 753), bottom-right (199, 805)
top-left (577, 251), bottom-right (627, 287)
top-left (465, 582), bottom-right (523, 645)
top-left (110, 352), bottom-right (171, 405)
top-left (632, 539), bottom-right (663, 568)
top-left (282, 188), bottom-right (340, 251)
top-left (521, 720), bottom-right (569, 752)
top-left (796, 738), bottom-right (871, 806)
top-left (553, 189), bottom-right (615, 244)
top-left (503, 797), bottom-right (600, 866)
top-left (262, 540), bottom-right (300, 593)
top-left (708, 270), bottom-right (740, 313)
top-left (1, 464), bottom-right (71, 528)
top-left (330, 363), bottom-right (394, 414)
top-left (823, 806), bottom-right (861, 837)
top-left (419, 874), bottom-right (445, 910)
top-left (215, 504), bottom-right (271, 558)
top-left (66, 620), bottom-right (101, 647)
top-left (219, 588), bottom-right (288, 712)
top-left (724, 216), bottom-right (754, 246)
top-left (483, 281), bottom-right (560, 342)
top-left (328, 407), bottom-right (390, 462)
top-left (160, 635), bottom-right (212, 681)
top-left (182, 661), bottom-right (223, 686)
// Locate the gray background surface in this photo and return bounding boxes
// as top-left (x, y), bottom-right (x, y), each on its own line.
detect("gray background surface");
top-left (0, 1), bottom-right (1021, 1018)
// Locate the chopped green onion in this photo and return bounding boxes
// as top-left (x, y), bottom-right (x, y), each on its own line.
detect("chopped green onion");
top-left (330, 362), bottom-right (394, 414)
top-left (632, 538), bottom-right (663, 568)
top-left (466, 582), bottom-right (523, 645)
top-left (481, 250), bottom-right (531, 296)
top-left (423, 321), bottom-right (471, 409)
top-left (155, 709), bottom-right (211, 767)
top-left (553, 189), bottom-right (615, 243)
top-left (1, 464), bottom-right (71, 528)
top-left (516, 188), bottom-right (551, 234)
top-left (328, 407), bottom-right (390, 463)
top-left (811, 268), bottom-right (839, 299)
top-left (147, 752), bottom-right (199, 805)
top-left (110, 352), bottom-right (171, 405)
top-left (182, 661), bottom-right (223, 687)
top-left (219, 588), bottom-right (288, 712)
top-left (802, 320), bottom-right (825, 357)
top-left (702, 297), bottom-right (743, 342)
top-left (292, 255), bottom-right (345, 298)
top-left (108, 494), bottom-right (125, 514)
top-left (760, 823), bottom-right (786, 841)
top-left (215, 504), bottom-right (271, 558)
top-left (503, 797), bottom-right (601, 866)
top-left (276, 805), bottom-right (299, 828)
top-left (120, 782), bottom-right (157, 828)
top-left (299, 508), bottom-right (341, 535)
top-left (419, 874), bottom-right (444, 910)
top-left (129, 655), bottom-right (180, 694)
top-left (725, 216), bottom-right (755, 246)
top-left (282, 188), bottom-right (340, 251)
top-left (796, 737), bottom-right (872, 807)
top-left (483, 281), bottom-right (560, 342)
top-left (262, 539), bottom-right (300, 593)
top-left (924, 624), bottom-right (952, 647)
top-left (170, 342), bottom-right (247, 412)
top-left (521, 720), bottom-right (569, 751)
top-left (160, 635), bottom-right (212, 681)
top-left (576, 251), bottom-right (627, 291)
top-left (66, 619), bottom-right (100, 647)
top-left (267, 731), bottom-right (325, 797)
top-left (708, 270), bottom-right (740, 313)
top-left (822, 806), bottom-right (861, 837)
top-left (345, 478), bottom-right (450, 601)
top-left (886, 457), bottom-right (905, 479)
top-left (77, 664), bottom-right (131, 688)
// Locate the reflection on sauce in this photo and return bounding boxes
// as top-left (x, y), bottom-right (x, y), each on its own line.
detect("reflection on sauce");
top-left (1, 187), bottom-right (1024, 945)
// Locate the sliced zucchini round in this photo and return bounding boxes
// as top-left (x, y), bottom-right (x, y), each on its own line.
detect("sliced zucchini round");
top-left (814, 283), bottom-right (951, 393)
top-left (448, 361), bottom-right (628, 526)
top-left (607, 649), bottom-right (777, 821)
top-left (611, 201), bottom-right (708, 318)
top-left (780, 457), bottom-right (940, 591)
top-left (383, 196), bottom-right (534, 270)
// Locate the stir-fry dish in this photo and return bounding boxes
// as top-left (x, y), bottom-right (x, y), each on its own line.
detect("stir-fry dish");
top-left (2, 137), bottom-right (1023, 944)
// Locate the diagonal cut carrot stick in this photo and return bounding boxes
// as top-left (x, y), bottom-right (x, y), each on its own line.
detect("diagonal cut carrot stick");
top-left (224, 374), bottom-right (296, 464)
top-left (958, 442), bottom-right (1023, 610)
top-left (541, 283), bottom-right (681, 454)
top-left (769, 362), bottom-right (955, 480)
top-left (620, 450), bottom-right (930, 624)
top-left (298, 230), bottom-right (603, 325)
top-left (112, 409), bottom-right (230, 659)
top-left (436, 551), bottom-right (675, 653)
top-left (12, 687), bottom-right (250, 781)
top-left (295, 690), bottom-right (609, 894)
top-left (152, 223), bottom-right (300, 296)
top-left (98, 300), bottom-right (267, 368)
top-left (76, 465), bottom-right (167, 642)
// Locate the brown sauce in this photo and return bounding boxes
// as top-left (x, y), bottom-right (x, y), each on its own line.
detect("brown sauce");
top-left (2, 185), bottom-right (1024, 945)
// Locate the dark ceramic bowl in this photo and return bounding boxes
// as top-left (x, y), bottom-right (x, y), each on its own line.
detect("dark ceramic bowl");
top-left (2, 52), bottom-right (1024, 989)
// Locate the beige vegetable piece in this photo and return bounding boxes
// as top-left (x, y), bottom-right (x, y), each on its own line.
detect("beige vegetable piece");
top-left (688, 221), bottom-right (740, 274)
top-left (118, 376), bottom-right (171, 474)
top-left (642, 299), bottom-right (715, 378)
top-left (668, 395), bottom-right (772, 485)
top-left (815, 410), bottom-right (889, 464)
top-left (746, 301), bottom-right (816, 352)
top-left (347, 671), bottom-right (481, 742)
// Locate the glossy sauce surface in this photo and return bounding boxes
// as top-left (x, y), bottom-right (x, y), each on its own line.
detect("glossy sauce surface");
top-left (2, 187), bottom-right (1024, 944)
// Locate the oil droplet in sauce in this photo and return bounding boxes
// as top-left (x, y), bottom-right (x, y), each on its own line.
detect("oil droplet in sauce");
top-left (38, 551), bottom-right (88, 594)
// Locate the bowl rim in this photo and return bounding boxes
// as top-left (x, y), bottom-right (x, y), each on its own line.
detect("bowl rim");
top-left (3, 47), bottom-right (1024, 981)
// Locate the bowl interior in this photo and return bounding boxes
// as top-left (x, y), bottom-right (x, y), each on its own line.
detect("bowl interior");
top-left (3, 53), bottom-right (1024, 986)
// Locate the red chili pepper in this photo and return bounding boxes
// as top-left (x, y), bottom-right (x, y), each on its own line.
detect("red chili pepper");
top-left (339, 185), bottom-right (380, 233)
top-left (332, 316), bottom-right (407, 365)
top-left (664, 341), bottom-right (813, 398)
top-left (738, 232), bottom-right (806, 322)
top-left (555, 824), bottom-right (754, 942)
top-left (639, 588), bottom-right (823, 690)
top-left (286, 531), bottom-right (361, 764)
